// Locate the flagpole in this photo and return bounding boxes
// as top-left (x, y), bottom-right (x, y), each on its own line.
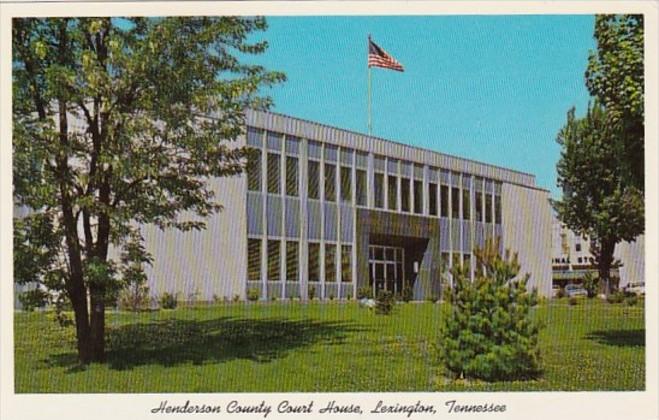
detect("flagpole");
top-left (367, 34), bottom-right (372, 136)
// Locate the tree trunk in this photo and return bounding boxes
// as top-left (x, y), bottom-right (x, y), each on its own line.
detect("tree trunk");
top-left (68, 278), bottom-right (92, 364)
top-left (598, 239), bottom-right (616, 296)
top-left (90, 293), bottom-right (106, 362)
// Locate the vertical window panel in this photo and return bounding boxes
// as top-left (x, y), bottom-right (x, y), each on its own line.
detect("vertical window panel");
top-left (267, 240), bottom-right (280, 281)
top-left (414, 180), bottom-right (423, 214)
top-left (341, 245), bottom-right (352, 283)
top-left (325, 244), bottom-right (336, 283)
top-left (308, 243), bottom-right (321, 282)
top-left (247, 150), bottom-right (261, 192)
top-left (388, 175), bottom-right (397, 210)
top-left (374, 173), bottom-right (385, 208)
top-left (451, 187), bottom-right (460, 219)
top-left (495, 194), bottom-right (502, 224)
top-left (247, 239), bottom-right (261, 281)
top-left (286, 156), bottom-right (298, 197)
top-left (462, 189), bottom-right (470, 220)
top-left (486, 194), bottom-right (493, 223)
top-left (308, 161), bottom-right (320, 199)
top-left (325, 164), bottom-right (336, 202)
top-left (286, 241), bottom-right (299, 281)
top-left (429, 183), bottom-right (438, 216)
top-left (440, 185), bottom-right (449, 217)
top-left (340, 166), bottom-right (352, 203)
top-left (476, 192), bottom-right (483, 222)
top-left (267, 153), bottom-right (280, 194)
top-left (401, 178), bottom-right (410, 212)
top-left (356, 169), bottom-right (367, 206)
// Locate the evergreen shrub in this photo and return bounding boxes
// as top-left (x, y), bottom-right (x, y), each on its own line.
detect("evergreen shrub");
top-left (439, 238), bottom-right (542, 382)
top-left (375, 290), bottom-right (395, 315)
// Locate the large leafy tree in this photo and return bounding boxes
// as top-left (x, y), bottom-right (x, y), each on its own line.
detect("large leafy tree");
top-left (554, 103), bottom-right (644, 295)
top-left (586, 14), bottom-right (644, 192)
top-left (13, 17), bottom-right (285, 363)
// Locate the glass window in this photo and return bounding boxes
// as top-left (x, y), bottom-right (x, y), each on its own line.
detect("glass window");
top-left (374, 173), bottom-right (384, 208)
top-left (325, 164), bottom-right (336, 202)
top-left (325, 244), bottom-right (336, 282)
top-left (463, 254), bottom-right (471, 271)
top-left (308, 243), bottom-right (320, 282)
top-left (246, 127), bottom-right (263, 146)
top-left (286, 241), bottom-right (298, 281)
top-left (401, 178), bottom-right (410, 212)
top-left (429, 183), bottom-right (438, 216)
top-left (475, 192), bottom-right (483, 222)
top-left (286, 156), bottom-right (298, 197)
top-left (485, 194), bottom-right (493, 223)
top-left (495, 194), bottom-right (502, 224)
top-left (462, 189), bottom-right (470, 220)
top-left (441, 252), bottom-right (450, 273)
top-left (267, 240), bottom-right (280, 281)
top-left (440, 185), bottom-right (449, 217)
top-left (451, 187), bottom-right (460, 219)
top-left (341, 245), bottom-right (352, 282)
top-left (247, 239), bottom-right (261, 281)
top-left (340, 167), bottom-right (352, 203)
top-left (267, 153), bottom-right (280, 194)
top-left (356, 169), bottom-right (367, 206)
top-left (247, 150), bottom-right (261, 192)
top-left (308, 161), bottom-right (320, 200)
top-left (414, 180), bottom-right (423, 214)
top-left (388, 175), bottom-right (397, 210)
top-left (575, 243), bottom-right (581, 252)
top-left (452, 253), bottom-right (461, 269)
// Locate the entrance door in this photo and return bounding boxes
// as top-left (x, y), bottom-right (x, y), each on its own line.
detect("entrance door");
top-left (368, 245), bottom-right (405, 296)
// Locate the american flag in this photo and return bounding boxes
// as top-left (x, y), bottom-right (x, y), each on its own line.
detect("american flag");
top-left (368, 37), bottom-right (404, 72)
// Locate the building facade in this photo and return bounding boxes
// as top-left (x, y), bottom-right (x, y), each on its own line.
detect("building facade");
top-left (140, 110), bottom-right (553, 301)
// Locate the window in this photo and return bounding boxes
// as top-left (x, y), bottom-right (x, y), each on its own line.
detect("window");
top-left (475, 192), bottom-right (483, 222)
top-left (452, 253), bottom-right (461, 269)
top-left (485, 194), bottom-right (493, 223)
top-left (308, 243), bottom-right (320, 282)
top-left (401, 178), bottom-right (410, 212)
top-left (575, 243), bottom-right (582, 252)
top-left (325, 244), bottom-right (336, 282)
top-left (267, 240), bottom-right (280, 281)
top-left (494, 194), bottom-right (501, 224)
top-left (451, 187), bottom-right (460, 219)
top-left (374, 173), bottom-right (384, 208)
top-left (325, 164), bottom-right (336, 202)
top-left (463, 254), bottom-right (471, 272)
top-left (308, 161), bottom-right (320, 199)
top-left (340, 166), bottom-right (352, 203)
top-left (440, 185), bottom-right (449, 217)
top-left (414, 180), bottom-right (423, 214)
top-left (388, 175), bottom-right (397, 210)
top-left (462, 189), bottom-right (470, 220)
top-left (578, 257), bottom-right (583, 264)
top-left (429, 183), bottom-right (438, 216)
top-left (247, 239), bottom-right (261, 281)
top-left (247, 127), bottom-right (263, 146)
top-left (342, 245), bottom-right (352, 282)
top-left (356, 169), bottom-right (367, 206)
top-left (286, 156), bottom-right (298, 197)
top-left (267, 153), bottom-right (280, 194)
top-left (247, 150), bottom-right (261, 192)
top-left (286, 241), bottom-right (298, 281)
top-left (441, 252), bottom-right (450, 272)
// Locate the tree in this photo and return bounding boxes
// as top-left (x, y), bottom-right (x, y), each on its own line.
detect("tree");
top-left (553, 103), bottom-right (643, 296)
top-left (586, 14), bottom-right (644, 192)
top-left (13, 17), bottom-right (285, 364)
top-left (439, 238), bottom-right (541, 382)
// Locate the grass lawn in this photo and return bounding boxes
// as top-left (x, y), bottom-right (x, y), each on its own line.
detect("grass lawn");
top-left (14, 299), bottom-right (644, 392)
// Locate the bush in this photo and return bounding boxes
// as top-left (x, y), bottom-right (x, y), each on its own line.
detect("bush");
top-left (568, 296), bottom-right (579, 306)
top-left (357, 286), bottom-right (373, 300)
top-left (118, 282), bottom-right (151, 312)
top-left (159, 292), bottom-right (177, 309)
top-left (556, 287), bottom-right (566, 299)
top-left (582, 272), bottom-right (599, 298)
top-left (606, 291), bottom-right (625, 304)
top-left (308, 285), bottom-right (316, 300)
top-left (375, 290), bottom-right (395, 315)
top-left (439, 238), bottom-right (542, 382)
top-left (625, 295), bottom-right (638, 306)
top-left (401, 285), bottom-right (413, 302)
top-left (18, 288), bottom-right (50, 311)
top-left (246, 287), bottom-right (260, 301)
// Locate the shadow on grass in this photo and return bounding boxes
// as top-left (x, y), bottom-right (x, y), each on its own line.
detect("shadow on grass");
top-left (585, 329), bottom-right (645, 347)
top-left (47, 316), bottom-right (366, 371)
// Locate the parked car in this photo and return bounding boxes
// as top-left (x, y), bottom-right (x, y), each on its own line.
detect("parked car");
top-left (623, 282), bottom-right (645, 296)
top-left (565, 284), bottom-right (587, 298)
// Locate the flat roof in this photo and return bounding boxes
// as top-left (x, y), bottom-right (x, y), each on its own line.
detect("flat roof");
top-left (245, 109), bottom-right (541, 190)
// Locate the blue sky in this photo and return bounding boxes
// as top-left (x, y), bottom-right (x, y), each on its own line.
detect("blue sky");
top-left (248, 15), bottom-right (596, 198)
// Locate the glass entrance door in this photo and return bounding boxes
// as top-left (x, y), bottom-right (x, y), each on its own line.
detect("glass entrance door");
top-left (368, 245), bottom-right (405, 295)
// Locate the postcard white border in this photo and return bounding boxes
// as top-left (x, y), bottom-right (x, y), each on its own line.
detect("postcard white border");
top-left (1, 2), bottom-right (657, 420)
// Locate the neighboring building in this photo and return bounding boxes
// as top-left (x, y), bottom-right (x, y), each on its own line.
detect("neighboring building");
top-left (551, 214), bottom-right (645, 290)
top-left (139, 110), bottom-right (553, 301)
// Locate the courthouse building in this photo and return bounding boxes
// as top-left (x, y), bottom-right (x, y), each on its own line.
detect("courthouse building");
top-left (140, 110), bottom-right (553, 301)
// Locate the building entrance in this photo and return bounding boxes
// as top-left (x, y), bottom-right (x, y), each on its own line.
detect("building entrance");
top-left (368, 245), bottom-right (405, 295)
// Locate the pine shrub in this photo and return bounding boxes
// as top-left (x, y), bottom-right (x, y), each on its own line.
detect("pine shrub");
top-left (375, 290), bottom-right (395, 315)
top-left (246, 287), bottom-right (260, 301)
top-left (401, 285), bottom-right (413, 302)
top-left (439, 238), bottom-right (542, 382)
top-left (159, 292), bottom-right (178, 309)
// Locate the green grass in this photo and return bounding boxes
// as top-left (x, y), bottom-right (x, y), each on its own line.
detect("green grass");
top-left (14, 299), bottom-right (644, 392)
